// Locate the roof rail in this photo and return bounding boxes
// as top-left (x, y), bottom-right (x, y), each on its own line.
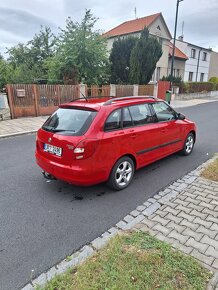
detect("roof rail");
top-left (70, 96), bottom-right (112, 103)
top-left (103, 96), bottom-right (156, 106)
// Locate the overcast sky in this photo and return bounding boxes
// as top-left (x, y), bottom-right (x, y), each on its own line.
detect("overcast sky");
top-left (0, 0), bottom-right (218, 56)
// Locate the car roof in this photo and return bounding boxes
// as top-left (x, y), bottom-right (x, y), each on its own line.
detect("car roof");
top-left (59, 96), bottom-right (162, 111)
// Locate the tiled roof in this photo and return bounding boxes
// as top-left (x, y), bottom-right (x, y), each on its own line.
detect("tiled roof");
top-left (103, 13), bottom-right (161, 38)
top-left (169, 44), bottom-right (188, 60)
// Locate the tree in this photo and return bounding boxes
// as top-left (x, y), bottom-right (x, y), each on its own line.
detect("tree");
top-left (129, 27), bottom-right (162, 84)
top-left (6, 26), bottom-right (56, 83)
top-left (47, 9), bottom-right (109, 84)
top-left (109, 37), bottom-right (137, 84)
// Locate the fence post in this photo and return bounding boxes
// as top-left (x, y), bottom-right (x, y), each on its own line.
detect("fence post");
top-left (110, 84), bottom-right (116, 96)
top-left (153, 83), bottom-right (158, 98)
top-left (133, 85), bottom-right (139, 96)
top-left (57, 85), bottom-right (61, 105)
top-left (79, 84), bottom-right (87, 98)
top-left (33, 84), bottom-right (39, 117)
top-left (6, 84), bottom-right (15, 119)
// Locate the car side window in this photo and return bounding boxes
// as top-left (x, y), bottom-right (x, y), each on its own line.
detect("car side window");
top-left (104, 109), bottom-right (122, 131)
top-left (123, 107), bottom-right (133, 128)
top-left (129, 104), bottom-right (155, 126)
top-left (152, 102), bottom-right (176, 122)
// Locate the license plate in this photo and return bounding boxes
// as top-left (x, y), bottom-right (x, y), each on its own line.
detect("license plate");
top-left (44, 144), bottom-right (62, 156)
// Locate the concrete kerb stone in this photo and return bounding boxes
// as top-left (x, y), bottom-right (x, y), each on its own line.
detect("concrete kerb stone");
top-left (21, 156), bottom-right (218, 290)
top-left (0, 130), bottom-right (37, 139)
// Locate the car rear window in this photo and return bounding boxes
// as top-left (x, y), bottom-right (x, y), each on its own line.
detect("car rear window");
top-left (42, 108), bottom-right (97, 136)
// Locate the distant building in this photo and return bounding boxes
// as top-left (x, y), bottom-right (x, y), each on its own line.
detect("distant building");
top-left (175, 38), bottom-right (212, 82)
top-left (168, 43), bottom-right (188, 80)
top-left (208, 51), bottom-right (218, 80)
top-left (103, 13), bottom-right (172, 82)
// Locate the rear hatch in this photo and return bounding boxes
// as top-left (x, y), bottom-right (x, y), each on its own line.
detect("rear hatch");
top-left (36, 107), bottom-right (98, 165)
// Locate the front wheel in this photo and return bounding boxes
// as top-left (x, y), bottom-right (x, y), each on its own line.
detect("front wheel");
top-left (180, 133), bottom-right (195, 156)
top-left (107, 157), bottom-right (135, 191)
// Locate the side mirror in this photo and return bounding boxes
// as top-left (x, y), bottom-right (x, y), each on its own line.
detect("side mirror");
top-left (177, 113), bottom-right (186, 120)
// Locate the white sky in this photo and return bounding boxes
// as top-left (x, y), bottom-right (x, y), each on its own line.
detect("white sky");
top-left (0, 0), bottom-right (218, 56)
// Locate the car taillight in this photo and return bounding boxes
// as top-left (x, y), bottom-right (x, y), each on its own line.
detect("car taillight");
top-left (73, 139), bottom-right (98, 160)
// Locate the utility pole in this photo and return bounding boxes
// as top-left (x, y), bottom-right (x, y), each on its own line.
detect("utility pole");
top-left (170, 0), bottom-right (184, 89)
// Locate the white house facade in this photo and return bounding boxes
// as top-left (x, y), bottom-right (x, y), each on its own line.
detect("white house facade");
top-left (175, 38), bottom-right (212, 82)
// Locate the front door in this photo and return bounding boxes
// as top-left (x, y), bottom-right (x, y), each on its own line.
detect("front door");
top-left (151, 102), bottom-right (182, 155)
top-left (122, 104), bottom-right (162, 168)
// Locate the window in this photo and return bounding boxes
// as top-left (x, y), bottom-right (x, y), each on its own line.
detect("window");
top-left (200, 73), bottom-right (204, 82)
top-left (188, 72), bottom-right (193, 82)
top-left (104, 109), bottom-right (121, 131)
top-left (42, 108), bottom-right (97, 136)
top-left (129, 104), bottom-right (155, 126)
top-left (191, 49), bottom-right (196, 58)
top-left (203, 52), bottom-right (207, 61)
top-left (177, 69), bottom-right (180, 77)
top-left (152, 102), bottom-right (176, 122)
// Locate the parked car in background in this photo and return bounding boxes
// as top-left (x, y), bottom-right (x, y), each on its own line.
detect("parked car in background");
top-left (35, 96), bottom-right (196, 190)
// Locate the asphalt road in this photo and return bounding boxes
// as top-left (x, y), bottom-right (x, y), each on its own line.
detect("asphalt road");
top-left (0, 102), bottom-right (218, 290)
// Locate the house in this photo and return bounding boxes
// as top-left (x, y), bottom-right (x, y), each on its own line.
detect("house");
top-left (175, 38), bottom-right (212, 82)
top-left (208, 51), bottom-right (218, 80)
top-left (168, 43), bottom-right (188, 80)
top-left (103, 13), bottom-right (172, 82)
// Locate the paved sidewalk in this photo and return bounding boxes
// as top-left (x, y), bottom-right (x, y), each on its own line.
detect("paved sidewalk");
top-left (171, 97), bottom-right (218, 109)
top-left (0, 116), bottom-right (48, 138)
top-left (22, 156), bottom-right (218, 290)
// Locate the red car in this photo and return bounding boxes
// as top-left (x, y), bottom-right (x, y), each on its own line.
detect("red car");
top-left (35, 96), bottom-right (196, 190)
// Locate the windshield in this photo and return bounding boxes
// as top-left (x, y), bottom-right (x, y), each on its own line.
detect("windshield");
top-left (42, 108), bottom-right (97, 136)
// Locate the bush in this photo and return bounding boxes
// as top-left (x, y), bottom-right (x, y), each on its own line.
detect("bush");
top-left (209, 77), bottom-right (218, 84)
top-left (161, 75), bottom-right (182, 85)
top-left (179, 82), bottom-right (218, 94)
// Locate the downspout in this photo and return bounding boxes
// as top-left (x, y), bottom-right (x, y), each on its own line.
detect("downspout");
top-left (196, 48), bottom-right (202, 82)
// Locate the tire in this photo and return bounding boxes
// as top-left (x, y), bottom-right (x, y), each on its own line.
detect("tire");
top-left (107, 156), bottom-right (135, 191)
top-left (180, 132), bottom-right (195, 156)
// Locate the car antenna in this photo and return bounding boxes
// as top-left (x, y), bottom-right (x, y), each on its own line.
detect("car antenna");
top-left (77, 86), bottom-right (88, 102)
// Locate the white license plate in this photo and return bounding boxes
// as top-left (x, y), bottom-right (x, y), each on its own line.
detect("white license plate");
top-left (44, 144), bottom-right (62, 156)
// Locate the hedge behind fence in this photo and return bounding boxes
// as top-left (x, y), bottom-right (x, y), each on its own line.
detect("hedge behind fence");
top-left (179, 82), bottom-right (218, 94)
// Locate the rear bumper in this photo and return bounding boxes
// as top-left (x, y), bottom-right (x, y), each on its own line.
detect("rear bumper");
top-left (35, 151), bottom-right (108, 186)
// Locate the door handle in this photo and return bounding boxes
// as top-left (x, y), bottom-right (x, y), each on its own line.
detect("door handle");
top-left (161, 129), bottom-right (167, 133)
top-left (131, 133), bottom-right (137, 139)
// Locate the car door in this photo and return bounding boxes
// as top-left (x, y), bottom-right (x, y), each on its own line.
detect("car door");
top-left (151, 101), bottom-right (183, 155)
top-left (122, 103), bottom-right (162, 168)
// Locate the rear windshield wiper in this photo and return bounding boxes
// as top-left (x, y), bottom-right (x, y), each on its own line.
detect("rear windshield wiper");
top-left (42, 126), bottom-right (75, 133)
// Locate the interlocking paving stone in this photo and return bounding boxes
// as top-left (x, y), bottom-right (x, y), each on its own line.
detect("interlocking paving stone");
top-left (201, 236), bottom-right (218, 250)
top-left (193, 217), bottom-right (213, 228)
top-left (186, 237), bottom-right (209, 254)
top-left (205, 246), bottom-right (218, 259)
top-left (183, 228), bottom-right (203, 242)
top-left (168, 230), bottom-right (189, 244)
top-left (191, 249), bottom-right (215, 266)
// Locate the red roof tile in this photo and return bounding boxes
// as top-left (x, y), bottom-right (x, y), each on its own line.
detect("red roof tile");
top-left (103, 13), bottom-right (161, 38)
top-left (169, 44), bottom-right (188, 60)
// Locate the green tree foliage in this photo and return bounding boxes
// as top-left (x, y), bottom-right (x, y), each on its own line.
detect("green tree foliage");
top-left (109, 37), bottom-right (137, 84)
top-left (129, 27), bottom-right (162, 84)
top-left (46, 9), bottom-right (109, 85)
top-left (0, 57), bottom-right (8, 89)
top-left (6, 26), bottom-right (56, 83)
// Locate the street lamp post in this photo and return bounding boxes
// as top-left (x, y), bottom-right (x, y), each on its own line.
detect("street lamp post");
top-left (170, 0), bottom-right (184, 89)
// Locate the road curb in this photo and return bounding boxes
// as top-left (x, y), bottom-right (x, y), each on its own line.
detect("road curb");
top-left (21, 155), bottom-right (218, 290)
top-left (0, 130), bottom-right (37, 139)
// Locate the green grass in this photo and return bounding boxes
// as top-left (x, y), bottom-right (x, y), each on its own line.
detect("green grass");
top-left (36, 232), bottom-right (211, 290)
top-left (201, 157), bottom-right (218, 182)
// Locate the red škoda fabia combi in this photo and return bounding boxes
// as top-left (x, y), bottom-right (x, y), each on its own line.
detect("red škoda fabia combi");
top-left (35, 96), bottom-right (196, 190)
